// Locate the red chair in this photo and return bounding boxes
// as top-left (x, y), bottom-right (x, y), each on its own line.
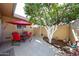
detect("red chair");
top-left (23, 31), bottom-right (32, 39)
top-left (12, 32), bottom-right (21, 41)
top-left (27, 32), bottom-right (32, 38)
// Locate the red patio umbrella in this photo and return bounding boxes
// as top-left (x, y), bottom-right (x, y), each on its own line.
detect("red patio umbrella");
top-left (6, 19), bottom-right (32, 39)
top-left (6, 19), bottom-right (32, 25)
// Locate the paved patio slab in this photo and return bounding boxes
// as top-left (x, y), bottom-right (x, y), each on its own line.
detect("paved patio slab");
top-left (13, 36), bottom-right (63, 56)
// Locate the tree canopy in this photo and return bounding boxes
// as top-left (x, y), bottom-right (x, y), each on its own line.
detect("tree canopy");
top-left (24, 3), bottom-right (79, 26)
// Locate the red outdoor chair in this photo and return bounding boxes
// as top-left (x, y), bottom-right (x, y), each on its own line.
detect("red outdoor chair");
top-left (22, 31), bottom-right (32, 40)
top-left (27, 32), bottom-right (32, 38)
top-left (12, 32), bottom-right (21, 41)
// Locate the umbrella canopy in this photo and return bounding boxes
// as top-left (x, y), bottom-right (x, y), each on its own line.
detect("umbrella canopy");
top-left (6, 19), bottom-right (32, 25)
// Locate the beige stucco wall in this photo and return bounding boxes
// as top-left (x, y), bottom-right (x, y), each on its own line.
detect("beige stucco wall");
top-left (40, 24), bottom-right (70, 41)
top-left (33, 27), bottom-right (41, 36)
top-left (4, 18), bottom-right (70, 41)
top-left (5, 23), bottom-right (17, 33)
top-left (5, 23), bottom-right (33, 35)
top-left (40, 27), bottom-right (47, 37)
top-left (1, 16), bottom-right (21, 41)
top-left (2, 16), bottom-right (31, 34)
top-left (2, 16), bottom-right (17, 34)
top-left (2, 16), bottom-right (74, 43)
top-left (53, 24), bottom-right (70, 40)
top-left (2, 16), bottom-right (70, 42)
top-left (1, 15), bottom-right (77, 44)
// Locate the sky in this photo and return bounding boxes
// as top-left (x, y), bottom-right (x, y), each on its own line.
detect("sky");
top-left (14, 3), bottom-right (26, 18)
top-left (14, 3), bottom-right (64, 19)
top-left (1, 0), bottom-right (79, 3)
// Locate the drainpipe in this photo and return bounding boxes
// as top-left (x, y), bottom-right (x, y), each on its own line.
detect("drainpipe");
top-left (0, 15), bottom-right (4, 42)
top-left (1, 19), bottom-right (4, 42)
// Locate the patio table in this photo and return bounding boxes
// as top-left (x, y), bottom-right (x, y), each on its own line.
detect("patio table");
top-left (20, 32), bottom-right (32, 41)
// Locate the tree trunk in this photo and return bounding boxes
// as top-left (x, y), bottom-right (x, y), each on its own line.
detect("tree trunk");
top-left (45, 25), bottom-right (58, 43)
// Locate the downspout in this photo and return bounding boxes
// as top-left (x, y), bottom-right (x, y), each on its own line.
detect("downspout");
top-left (0, 13), bottom-right (4, 42)
top-left (0, 4), bottom-right (4, 42)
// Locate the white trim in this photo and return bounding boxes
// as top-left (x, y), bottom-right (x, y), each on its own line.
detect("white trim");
top-left (72, 29), bottom-right (78, 41)
top-left (14, 14), bottom-right (26, 20)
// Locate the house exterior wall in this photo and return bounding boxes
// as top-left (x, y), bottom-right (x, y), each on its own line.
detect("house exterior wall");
top-left (2, 16), bottom-right (33, 40)
top-left (2, 16), bottom-right (75, 44)
top-left (2, 16), bottom-right (71, 42)
top-left (1, 16), bottom-right (17, 41)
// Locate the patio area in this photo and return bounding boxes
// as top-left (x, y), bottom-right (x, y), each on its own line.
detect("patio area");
top-left (1, 3), bottom-right (79, 56)
top-left (0, 36), bottom-right (67, 56)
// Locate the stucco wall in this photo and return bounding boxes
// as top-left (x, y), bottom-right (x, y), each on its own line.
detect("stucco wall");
top-left (2, 16), bottom-right (70, 42)
top-left (40, 27), bottom-right (47, 37)
top-left (4, 20), bottom-right (70, 41)
top-left (5, 23), bottom-right (17, 34)
top-left (53, 24), bottom-right (70, 40)
top-left (2, 16), bottom-right (30, 34)
top-left (2, 16), bottom-right (16, 35)
top-left (1, 16), bottom-right (19, 41)
top-left (1, 15), bottom-right (77, 44)
top-left (33, 27), bottom-right (41, 36)
top-left (5, 23), bottom-right (33, 35)
top-left (40, 24), bottom-right (70, 41)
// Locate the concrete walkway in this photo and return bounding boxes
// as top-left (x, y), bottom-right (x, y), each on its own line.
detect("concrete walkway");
top-left (13, 36), bottom-right (62, 56)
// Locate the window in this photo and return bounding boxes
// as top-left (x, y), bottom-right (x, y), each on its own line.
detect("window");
top-left (17, 25), bottom-right (21, 29)
top-left (17, 25), bottom-right (26, 29)
top-left (22, 25), bottom-right (26, 28)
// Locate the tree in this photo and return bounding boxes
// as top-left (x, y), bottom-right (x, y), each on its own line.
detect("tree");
top-left (24, 3), bottom-right (79, 43)
top-left (59, 3), bottom-right (79, 23)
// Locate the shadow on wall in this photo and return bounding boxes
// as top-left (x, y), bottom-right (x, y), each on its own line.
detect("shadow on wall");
top-left (41, 24), bottom-right (70, 41)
